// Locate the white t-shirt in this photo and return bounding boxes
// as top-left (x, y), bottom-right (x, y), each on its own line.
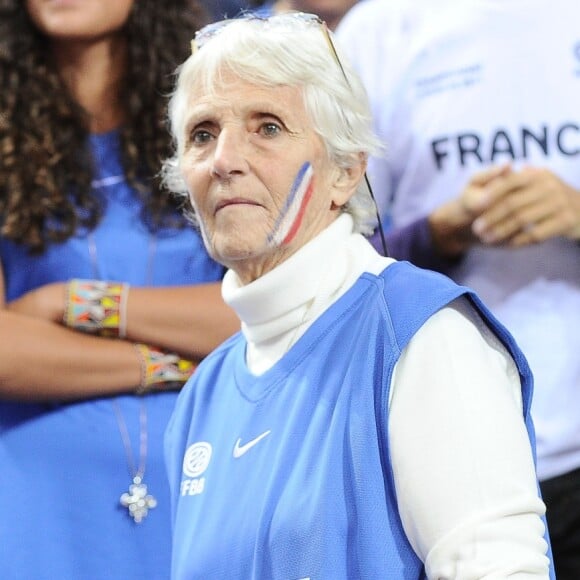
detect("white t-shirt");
top-left (337, 0), bottom-right (580, 481)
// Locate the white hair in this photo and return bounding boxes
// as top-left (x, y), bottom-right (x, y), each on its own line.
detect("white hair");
top-left (162, 14), bottom-right (384, 234)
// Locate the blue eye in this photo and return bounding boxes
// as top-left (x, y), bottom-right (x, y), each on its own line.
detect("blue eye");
top-left (191, 129), bottom-right (213, 144)
top-left (260, 123), bottom-right (281, 137)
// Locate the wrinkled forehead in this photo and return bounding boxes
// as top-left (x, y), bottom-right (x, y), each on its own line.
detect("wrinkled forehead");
top-left (173, 61), bottom-right (314, 150)
top-left (183, 71), bottom-right (314, 141)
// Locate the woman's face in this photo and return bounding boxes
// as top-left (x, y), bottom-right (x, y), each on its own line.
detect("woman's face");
top-left (179, 71), bottom-right (358, 283)
top-left (25, 0), bottom-right (134, 41)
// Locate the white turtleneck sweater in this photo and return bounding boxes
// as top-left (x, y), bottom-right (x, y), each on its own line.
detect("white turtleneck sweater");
top-left (222, 214), bottom-right (550, 578)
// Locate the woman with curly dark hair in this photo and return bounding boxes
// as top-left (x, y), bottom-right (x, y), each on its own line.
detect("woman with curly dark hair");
top-left (0, 1), bottom-right (238, 578)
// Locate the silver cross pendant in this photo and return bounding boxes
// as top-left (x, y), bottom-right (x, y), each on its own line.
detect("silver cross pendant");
top-left (120, 476), bottom-right (158, 523)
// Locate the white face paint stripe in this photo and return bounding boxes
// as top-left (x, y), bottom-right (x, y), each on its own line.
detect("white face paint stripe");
top-left (267, 162), bottom-right (314, 247)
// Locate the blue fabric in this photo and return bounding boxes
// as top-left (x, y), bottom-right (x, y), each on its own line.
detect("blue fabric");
top-left (165, 261), bottom-right (543, 579)
top-left (247, 1), bottom-right (275, 18)
top-left (0, 131), bottom-right (224, 580)
top-left (203, 0), bottom-right (251, 20)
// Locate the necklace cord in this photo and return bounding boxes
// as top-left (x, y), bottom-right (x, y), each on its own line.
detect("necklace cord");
top-left (112, 398), bottom-right (148, 481)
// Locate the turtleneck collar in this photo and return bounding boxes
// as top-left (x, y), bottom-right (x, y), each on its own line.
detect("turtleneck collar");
top-left (222, 214), bottom-right (392, 375)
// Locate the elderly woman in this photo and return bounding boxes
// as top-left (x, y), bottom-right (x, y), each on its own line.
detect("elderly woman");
top-left (163, 13), bottom-right (554, 579)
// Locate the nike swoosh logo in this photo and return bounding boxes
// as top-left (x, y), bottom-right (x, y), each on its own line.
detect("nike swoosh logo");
top-left (233, 430), bottom-right (271, 458)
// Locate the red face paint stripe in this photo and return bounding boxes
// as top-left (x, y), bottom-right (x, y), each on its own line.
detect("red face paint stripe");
top-left (267, 162), bottom-right (313, 247)
top-left (281, 177), bottom-right (315, 245)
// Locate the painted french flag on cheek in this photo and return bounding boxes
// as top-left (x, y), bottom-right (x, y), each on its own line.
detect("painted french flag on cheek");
top-left (267, 162), bottom-right (315, 247)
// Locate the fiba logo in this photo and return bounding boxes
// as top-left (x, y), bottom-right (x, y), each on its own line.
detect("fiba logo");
top-left (183, 442), bottom-right (212, 478)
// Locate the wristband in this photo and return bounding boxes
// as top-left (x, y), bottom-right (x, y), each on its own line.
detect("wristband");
top-left (134, 344), bottom-right (196, 395)
top-left (63, 279), bottom-right (129, 338)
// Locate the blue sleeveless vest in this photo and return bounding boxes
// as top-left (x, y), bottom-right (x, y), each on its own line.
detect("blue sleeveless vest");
top-left (166, 261), bottom-right (546, 579)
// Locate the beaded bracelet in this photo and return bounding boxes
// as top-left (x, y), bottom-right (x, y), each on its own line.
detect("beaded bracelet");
top-left (134, 344), bottom-right (196, 395)
top-left (63, 279), bottom-right (129, 338)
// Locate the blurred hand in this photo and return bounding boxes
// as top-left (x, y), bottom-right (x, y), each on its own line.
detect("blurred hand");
top-left (428, 164), bottom-right (512, 257)
top-left (472, 167), bottom-right (580, 246)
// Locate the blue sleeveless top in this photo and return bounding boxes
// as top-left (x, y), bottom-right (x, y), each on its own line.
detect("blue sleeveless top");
top-left (165, 261), bottom-right (552, 579)
top-left (0, 131), bottom-right (224, 580)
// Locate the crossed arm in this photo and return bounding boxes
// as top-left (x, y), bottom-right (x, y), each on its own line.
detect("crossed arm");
top-left (0, 269), bottom-right (239, 401)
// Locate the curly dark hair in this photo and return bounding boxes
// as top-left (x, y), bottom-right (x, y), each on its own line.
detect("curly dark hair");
top-left (0, 0), bottom-right (208, 253)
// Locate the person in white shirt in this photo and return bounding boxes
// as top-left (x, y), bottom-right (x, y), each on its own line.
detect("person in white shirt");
top-left (336, 1), bottom-right (580, 577)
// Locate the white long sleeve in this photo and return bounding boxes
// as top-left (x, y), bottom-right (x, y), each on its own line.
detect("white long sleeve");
top-left (390, 297), bottom-right (549, 578)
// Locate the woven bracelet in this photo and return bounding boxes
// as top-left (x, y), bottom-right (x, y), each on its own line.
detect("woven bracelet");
top-left (63, 279), bottom-right (130, 338)
top-left (134, 344), bottom-right (196, 395)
